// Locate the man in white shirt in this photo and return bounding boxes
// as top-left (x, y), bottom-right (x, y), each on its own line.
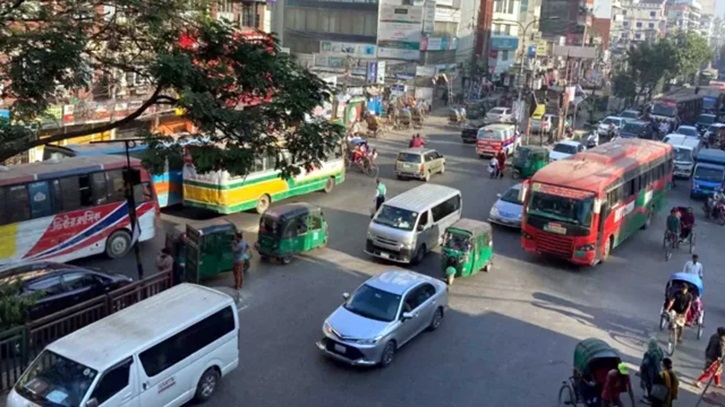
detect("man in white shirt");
top-left (683, 254), bottom-right (704, 279)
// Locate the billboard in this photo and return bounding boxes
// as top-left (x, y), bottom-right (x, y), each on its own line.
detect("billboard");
top-left (377, 0), bottom-right (423, 61)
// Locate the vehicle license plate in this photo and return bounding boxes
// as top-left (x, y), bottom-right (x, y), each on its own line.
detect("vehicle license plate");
top-left (334, 344), bottom-right (346, 354)
top-left (379, 252), bottom-right (390, 259)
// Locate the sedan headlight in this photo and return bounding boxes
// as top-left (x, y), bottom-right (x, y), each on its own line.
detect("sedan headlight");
top-left (355, 336), bottom-right (383, 345)
top-left (489, 206), bottom-right (499, 217)
top-left (323, 321), bottom-right (333, 335)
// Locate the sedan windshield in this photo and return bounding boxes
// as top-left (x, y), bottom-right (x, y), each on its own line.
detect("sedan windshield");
top-left (397, 153), bottom-right (421, 163)
top-left (500, 187), bottom-right (522, 204)
top-left (695, 166), bottom-right (724, 183)
top-left (15, 350), bottom-right (97, 407)
top-left (676, 127), bottom-right (698, 137)
top-left (374, 205), bottom-right (418, 231)
top-left (552, 144), bottom-right (578, 154)
top-left (528, 191), bottom-right (594, 227)
top-left (344, 284), bottom-right (401, 322)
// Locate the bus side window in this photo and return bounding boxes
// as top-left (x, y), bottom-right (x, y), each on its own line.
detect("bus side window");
top-left (90, 172), bottom-right (108, 205)
top-left (106, 170), bottom-right (126, 203)
top-left (58, 177), bottom-right (82, 211)
top-left (3, 185), bottom-right (30, 224)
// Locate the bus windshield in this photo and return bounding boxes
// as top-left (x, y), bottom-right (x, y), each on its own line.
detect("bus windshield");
top-left (694, 166), bottom-right (724, 183)
top-left (651, 103), bottom-right (677, 117)
top-left (528, 190), bottom-right (595, 227)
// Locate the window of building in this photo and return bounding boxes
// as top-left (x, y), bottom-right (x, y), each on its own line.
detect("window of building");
top-left (218, 0), bottom-right (233, 13)
top-left (650, 11), bottom-right (656, 17)
top-left (505, 24), bottom-right (512, 35)
top-left (241, 3), bottom-right (258, 29)
top-left (649, 22), bottom-right (655, 28)
top-left (623, 21), bottom-right (629, 26)
top-left (494, 0), bottom-right (503, 13)
top-left (636, 21), bottom-right (642, 27)
top-left (507, 0), bottom-right (514, 14)
top-left (635, 32), bottom-right (642, 39)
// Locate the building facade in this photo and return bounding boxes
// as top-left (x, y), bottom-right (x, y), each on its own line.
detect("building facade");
top-left (666, 0), bottom-right (703, 33)
top-left (610, 0), bottom-right (666, 48)
top-left (489, 0), bottom-right (521, 74)
top-left (539, 0), bottom-right (593, 45)
top-left (214, 0), bottom-right (271, 32)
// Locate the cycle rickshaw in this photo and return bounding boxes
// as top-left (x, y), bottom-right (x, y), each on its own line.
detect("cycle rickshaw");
top-left (663, 206), bottom-right (695, 261)
top-left (344, 138), bottom-right (378, 177)
top-left (659, 272), bottom-right (704, 355)
top-left (558, 338), bottom-right (622, 407)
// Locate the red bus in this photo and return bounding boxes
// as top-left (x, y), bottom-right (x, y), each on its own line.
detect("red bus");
top-left (520, 138), bottom-right (673, 266)
top-left (0, 155), bottom-right (158, 266)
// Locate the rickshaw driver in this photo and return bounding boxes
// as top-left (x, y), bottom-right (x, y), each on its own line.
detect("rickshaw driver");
top-left (665, 284), bottom-right (693, 344)
top-left (679, 207), bottom-right (695, 242)
top-left (665, 208), bottom-right (681, 247)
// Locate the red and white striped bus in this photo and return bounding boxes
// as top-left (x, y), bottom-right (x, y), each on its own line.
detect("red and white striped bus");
top-left (0, 155), bottom-right (158, 266)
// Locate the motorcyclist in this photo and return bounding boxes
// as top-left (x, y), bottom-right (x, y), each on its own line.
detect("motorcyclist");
top-left (586, 130), bottom-right (599, 148)
top-left (709, 188), bottom-right (725, 218)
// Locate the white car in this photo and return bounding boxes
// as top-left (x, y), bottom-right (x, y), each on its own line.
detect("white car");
top-left (550, 141), bottom-right (585, 161)
top-left (531, 114), bottom-right (555, 134)
top-left (675, 125), bottom-right (699, 138)
top-left (485, 107), bottom-right (513, 124)
top-left (597, 116), bottom-right (626, 136)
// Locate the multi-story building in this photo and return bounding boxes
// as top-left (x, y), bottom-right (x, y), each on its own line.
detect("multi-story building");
top-left (214, 0), bottom-right (270, 32)
top-left (539, 0), bottom-right (593, 45)
top-left (490, 0), bottom-right (521, 74)
top-left (666, 0), bottom-right (703, 33)
top-left (699, 14), bottom-right (714, 43)
top-left (614, 0), bottom-right (667, 46)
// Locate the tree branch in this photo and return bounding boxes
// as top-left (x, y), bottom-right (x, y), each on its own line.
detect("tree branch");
top-left (0, 85), bottom-right (165, 161)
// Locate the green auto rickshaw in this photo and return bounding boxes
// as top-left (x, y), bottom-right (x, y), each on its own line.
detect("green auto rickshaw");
top-left (512, 145), bottom-right (549, 179)
top-left (255, 202), bottom-right (328, 264)
top-left (184, 220), bottom-right (238, 283)
top-left (441, 219), bottom-right (494, 285)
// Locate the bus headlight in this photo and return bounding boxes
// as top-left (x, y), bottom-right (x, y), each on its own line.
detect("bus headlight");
top-left (576, 244), bottom-right (595, 251)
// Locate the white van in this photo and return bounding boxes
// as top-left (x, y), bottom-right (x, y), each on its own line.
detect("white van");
top-left (365, 184), bottom-right (462, 264)
top-left (7, 284), bottom-right (239, 407)
top-left (663, 133), bottom-right (702, 178)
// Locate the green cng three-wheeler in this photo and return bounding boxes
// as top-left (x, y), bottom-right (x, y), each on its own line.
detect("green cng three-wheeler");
top-left (255, 202), bottom-right (328, 264)
top-left (512, 145), bottom-right (549, 179)
top-left (184, 220), bottom-right (238, 283)
top-left (441, 219), bottom-right (494, 285)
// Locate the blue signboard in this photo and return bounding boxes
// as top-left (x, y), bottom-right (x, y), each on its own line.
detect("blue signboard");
top-left (490, 36), bottom-right (519, 50)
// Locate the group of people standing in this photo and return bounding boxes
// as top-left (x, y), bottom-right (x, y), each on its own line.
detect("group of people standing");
top-left (488, 150), bottom-right (507, 179)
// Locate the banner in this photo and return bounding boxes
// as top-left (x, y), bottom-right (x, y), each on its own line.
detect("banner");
top-left (422, 0), bottom-right (436, 34)
top-left (377, 1), bottom-right (423, 61)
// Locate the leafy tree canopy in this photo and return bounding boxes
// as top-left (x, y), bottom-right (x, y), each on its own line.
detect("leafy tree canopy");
top-left (667, 31), bottom-right (713, 80)
top-left (0, 0), bottom-right (343, 178)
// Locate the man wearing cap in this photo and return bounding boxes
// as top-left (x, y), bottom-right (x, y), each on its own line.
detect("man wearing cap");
top-left (601, 362), bottom-right (636, 407)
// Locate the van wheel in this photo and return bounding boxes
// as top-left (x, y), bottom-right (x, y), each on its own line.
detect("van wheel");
top-left (256, 194), bottom-right (271, 214)
top-left (106, 230), bottom-right (132, 259)
top-left (324, 177), bottom-right (335, 193)
top-left (412, 244), bottom-right (426, 265)
top-left (194, 368), bottom-right (220, 402)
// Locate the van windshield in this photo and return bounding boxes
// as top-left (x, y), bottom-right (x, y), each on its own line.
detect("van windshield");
top-left (374, 205), bottom-right (418, 231)
top-left (15, 350), bottom-right (98, 407)
top-left (694, 166), bottom-right (724, 183)
top-left (674, 147), bottom-right (693, 162)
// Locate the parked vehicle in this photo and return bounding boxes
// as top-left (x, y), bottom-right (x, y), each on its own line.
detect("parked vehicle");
top-left (460, 120), bottom-right (485, 143)
top-left (484, 107), bottom-right (513, 124)
top-left (476, 124), bottom-right (519, 158)
top-left (366, 184), bottom-right (462, 264)
top-left (441, 219), bottom-right (494, 285)
top-left (597, 116), bottom-right (626, 136)
top-left (530, 114), bottom-right (556, 135)
top-left (316, 270), bottom-right (448, 367)
top-left (663, 134), bottom-right (701, 179)
top-left (675, 125), bottom-right (699, 138)
top-left (7, 284), bottom-right (239, 407)
top-left (0, 262), bottom-right (132, 321)
top-left (550, 141), bottom-right (585, 161)
top-left (618, 110), bottom-right (641, 121)
top-left (695, 113), bottom-right (717, 134)
top-left (395, 148), bottom-right (446, 182)
top-left (691, 149), bottom-right (725, 199)
top-left (255, 202), bottom-right (328, 264)
top-left (511, 146), bottom-right (549, 179)
top-left (620, 120), bottom-right (656, 139)
top-left (489, 183), bottom-right (524, 228)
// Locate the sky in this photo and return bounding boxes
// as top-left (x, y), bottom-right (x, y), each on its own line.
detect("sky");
top-left (593, 0), bottom-right (725, 19)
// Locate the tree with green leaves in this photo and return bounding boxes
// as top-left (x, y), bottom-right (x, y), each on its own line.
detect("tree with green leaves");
top-left (0, 0), bottom-right (343, 178)
top-left (0, 280), bottom-right (40, 330)
top-left (666, 31), bottom-right (713, 83)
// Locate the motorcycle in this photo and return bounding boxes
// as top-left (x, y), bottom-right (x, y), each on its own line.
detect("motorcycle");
top-left (704, 197), bottom-right (725, 224)
top-left (586, 131), bottom-right (599, 148)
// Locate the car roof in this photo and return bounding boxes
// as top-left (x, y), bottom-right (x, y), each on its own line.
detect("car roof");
top-left (383, 183), bottom-right (460, 213)
top-left (483, 123), bottom-right (514, 130)
top-left (47, 284), bottom-right (234, 371)
top-left (399, 148), bottom-right (438, 155)
top-left (365, 270), bottom-right (434, 295)
top-left (622, 110), bottom-right (639, 114)
top-left (0, 262), bottom-right (83, 284)
top-left (555, 140), bottom-right (581, 147)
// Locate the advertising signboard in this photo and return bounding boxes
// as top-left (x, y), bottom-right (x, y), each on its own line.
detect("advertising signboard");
top-left (377, 0), bottom-right (423, 61)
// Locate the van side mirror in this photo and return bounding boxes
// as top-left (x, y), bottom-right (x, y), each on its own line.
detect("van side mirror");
top-left (342, 292), bottom-right (350, 300)
top-left (416, 224), bottom-right (425, 232)
top-left (86, 399), bottom-right (99, 407)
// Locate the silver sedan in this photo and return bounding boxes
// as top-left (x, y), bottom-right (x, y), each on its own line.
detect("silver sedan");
top-left (316, 270), bottom-right (448, 367)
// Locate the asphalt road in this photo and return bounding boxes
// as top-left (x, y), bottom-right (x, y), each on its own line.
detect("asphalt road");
top-left (76, 114), bottom-right (725, 407)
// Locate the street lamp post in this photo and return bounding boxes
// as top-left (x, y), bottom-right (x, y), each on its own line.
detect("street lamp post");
top-left (494, 16), bottom-right (559, 135)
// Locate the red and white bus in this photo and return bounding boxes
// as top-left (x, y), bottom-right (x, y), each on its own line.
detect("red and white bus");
top-left (0, 155), bottom-right (158, 266)
top-left (521, 138), bottom-right (673, 266)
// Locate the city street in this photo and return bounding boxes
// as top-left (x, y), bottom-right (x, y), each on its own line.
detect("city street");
top-left (77, 114), bottom-right (725, 406)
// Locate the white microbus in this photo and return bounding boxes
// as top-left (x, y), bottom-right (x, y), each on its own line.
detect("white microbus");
top-left (7, 284), bottom-right (239, 407)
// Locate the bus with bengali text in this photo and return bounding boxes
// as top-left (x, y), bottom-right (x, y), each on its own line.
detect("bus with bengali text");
top-left (43, 140), bottom-right (186, 207)
top-left (183, 144), bottom-right (345, 214)
top-left (0, 155), bottom-right (158, 266)
top-left (520, 138), bottom-right (673, 266)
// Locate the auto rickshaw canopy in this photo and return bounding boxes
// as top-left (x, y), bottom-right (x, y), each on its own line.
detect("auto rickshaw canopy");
top-left (447, 218), bottom-right (492, 236)
top-left (261, 202), bottom-right (322, 224)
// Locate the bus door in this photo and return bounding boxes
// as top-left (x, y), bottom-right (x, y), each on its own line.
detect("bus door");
top-left (596, 200), bottom-right (610, 260)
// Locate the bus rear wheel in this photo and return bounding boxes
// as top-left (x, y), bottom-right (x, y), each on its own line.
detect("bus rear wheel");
top-left (106, 230), bottom-right (132, 259)
top-left (256, 194), bottom-right (271, 214)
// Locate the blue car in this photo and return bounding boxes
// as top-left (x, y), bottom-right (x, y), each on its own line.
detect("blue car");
top-left (488, 183), bottom-right (523, 228)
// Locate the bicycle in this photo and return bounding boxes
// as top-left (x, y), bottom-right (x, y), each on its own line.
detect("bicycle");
top-left (663, 230), bottom-right (678, 261)
top-left (664, 311), bottom-right (681, 356)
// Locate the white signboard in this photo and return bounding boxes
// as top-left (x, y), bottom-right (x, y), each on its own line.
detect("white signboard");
top-left (434, 7), bottom-right (459, 22)
top-left (320, 41), bottom-right (377, 57)
top-left (377, 0), bottom-right (423, 61)
top-left (416, 65), bottom-right (437, 77)
top-left (415, 87), bottom-right (434, 105)
top-left (376, 61), bottom-right (386, 84)
top-left (422, 0), bottom-right (436, 34)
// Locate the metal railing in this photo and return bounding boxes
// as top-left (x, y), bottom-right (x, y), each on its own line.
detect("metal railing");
top-left (0, 271), bottom-right (171, 392)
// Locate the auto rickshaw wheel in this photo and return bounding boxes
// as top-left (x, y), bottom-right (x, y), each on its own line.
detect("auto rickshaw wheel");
top-left (324, 177), bottom-right (335, 193)
top-left (446, 274), bottom-right (455, 285)
top-left (280, 256), bottom-right (293, 265)
top-left (256, 194), bottom-right (271, 214)
top-left (483, 262), bottom-right (492, 272)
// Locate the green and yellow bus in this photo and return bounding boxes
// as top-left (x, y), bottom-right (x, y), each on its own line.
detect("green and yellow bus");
top-left (182, 148), bottom-right (345, 214)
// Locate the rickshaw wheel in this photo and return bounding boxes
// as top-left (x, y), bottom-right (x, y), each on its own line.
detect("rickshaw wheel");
top-left (698, 323), bottom-right (704, 340)
top-left (446, 274), bottom-right (455, 286)
top-left (689, 233), bottom-right (696, 254)
top-left (659, 312), bottom-right (667, 331)
top-left (557, 382), bottom-right (576, 406)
